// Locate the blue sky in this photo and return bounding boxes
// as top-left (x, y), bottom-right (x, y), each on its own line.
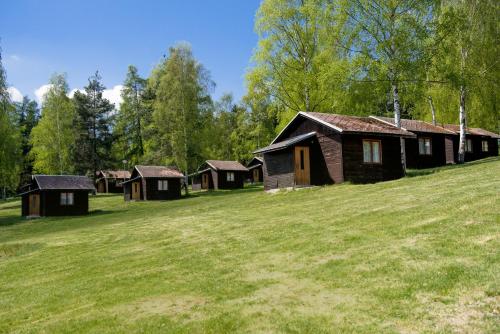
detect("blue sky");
top-left (1, 0), bottom-right (261, 106)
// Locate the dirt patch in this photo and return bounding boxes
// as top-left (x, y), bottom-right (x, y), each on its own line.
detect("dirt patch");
top-left (112, 294), bottom-right (208, 322)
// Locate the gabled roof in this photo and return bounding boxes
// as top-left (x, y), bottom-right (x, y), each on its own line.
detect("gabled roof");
top-left (205, 160), bottom-right (249, 172)
top-left (442, 124), bottom-right (500, 139)
top-left (135, 165), bottom-right (184, 178)
top-left (272, 112), bottom-right (415, 144)
top-left (246, 157), bottom-right (263, 168)
top-left (33, 175), bottom-right (96, 191)
top-left (370, 116), bottom-right (456, 135)
top-left (98, 170), bottom-right (131, 179)
top-left (254, 132), bottom-right (317, 154)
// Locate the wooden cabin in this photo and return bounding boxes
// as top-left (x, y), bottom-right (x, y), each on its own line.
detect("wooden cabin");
top-left (246, 157), bottom-right (263, 183)
top-left (20, 175), bottom-right (95, 217)
top-left (442, 125), bottom-right (500, 162)
top-left (193, 160), bottom-right (248, 190)
top-left (122, 165), bottom-right (184, 201)
top-left (95, 170), bottom-right (131, 193)
top-left (254, 112), bottom-right (415, 191)
top-left (371, 116), bottom-right (457, 168)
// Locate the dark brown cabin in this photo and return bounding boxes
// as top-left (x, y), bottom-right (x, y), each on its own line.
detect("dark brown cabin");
top-left (246, 157), bottom-right (264, 183)
top-left (372, 116), bottom-right (457, 168)
top-left (122, 165), bottom-right (184, 201)
top-left (192, 160), bottom-right (248, 190)
top-left (95, 170), bottom-right (131, 193)
top-left (442, 125), bottom-right (499, 162)
top-left (20, 175), bottom-right (95, 217)
top-left (254, 112), bottom-right (415, 191)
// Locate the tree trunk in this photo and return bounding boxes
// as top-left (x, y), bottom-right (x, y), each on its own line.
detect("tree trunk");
top-left (428, 96), bottom-right (436, 125)
top-left (392, 83), bottom-right (406, 172)
top-left (458, 85), bottom-right (467, 164)
top-left (2, 186), bottom-right (6, 201)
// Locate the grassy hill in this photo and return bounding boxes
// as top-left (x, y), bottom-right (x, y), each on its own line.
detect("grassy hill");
top-left (0, 158), bottom-right (499, 333)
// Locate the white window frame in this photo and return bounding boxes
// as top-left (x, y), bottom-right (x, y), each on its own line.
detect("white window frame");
top-left (481, 140), bottom-right (488, 152)
top-left (158, 180), bottom-right (169, 191)
top-left (418, 137), bottom-right (432, 156)
top-left (226, 172), bottom-right (235, 182)
top-left (362, 140), bottom-right (382, 164)
top-left (466, 139), bottom-right (473, 153)
top-left (60, 192), bottom-right (74, 206)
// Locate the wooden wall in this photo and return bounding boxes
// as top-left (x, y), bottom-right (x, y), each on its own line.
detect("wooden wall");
top-left (216, 170), bottom-right (245, 189)
top-left (144, 178), bottom-right (181, 200)
top-left (404, 133), bottom-right (448, 169)
top-left (22, 190), bottom-right (90, 216)
top-left (342, 134), bottom-right (404, 183)
top-left (263, 148), bottom-right (295, 190)
top-left (451, 135), bottom-right (499, 162)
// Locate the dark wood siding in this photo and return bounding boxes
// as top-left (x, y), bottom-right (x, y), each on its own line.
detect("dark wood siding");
top-left (263, 148), bottom-right (295, 190)
top-left (342, 135), bottom-right (404, 183)
top-left (404, 132), bottom-right (447, 169)
top-left (445, 136), bottom-right (455, 164)
top-left (144, 178), bottom-right (181, 200)
top-left (216, 171), bottom-right (245, 189)
top-left (22, 190), bottom-right (89, 217)
top-left (451, 135), bottom-right (499, 162)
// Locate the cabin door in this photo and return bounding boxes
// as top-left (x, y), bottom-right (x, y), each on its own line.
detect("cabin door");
top-left (202, 173), bottom-right (209, 189)
top-left (132, 181), bottom-right (141, 200)
top-left (253, 169), bottom-right (259, 183)
top-left (29, 194), bottom-right (40, 216)
top-left (294, 146), bottom-right (310, 186)
top-left (445, 137), bottom-right (454, 164)
top-left (98, 181), bottom-right (105, 193)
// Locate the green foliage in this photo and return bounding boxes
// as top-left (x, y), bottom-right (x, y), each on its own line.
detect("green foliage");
top-left (30, 74), bottom-right (75, 174)
top-left (14, 96), bottom-right (39, 185)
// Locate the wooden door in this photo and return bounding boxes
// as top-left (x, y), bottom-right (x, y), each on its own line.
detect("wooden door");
top-left (294, 146), bottom-right (310, 186)
top-left (132, 181), bottom-right (141, 200)
top-left (253, 169), bottom-right (259, 183)
top-left (445, 137), bottom-right (454, 164)
top-left (202, 173), bottom-right (209, 189)
top-left (29, 194), bottom-right (40, 216)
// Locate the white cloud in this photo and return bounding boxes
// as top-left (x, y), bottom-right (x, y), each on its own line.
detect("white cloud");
top-left (68, 88), bottom-right (84, 98)
top-left (103, 85), bottom-right (124, 109)
top-left (7, 87), bottom-right (23, 103)
top-left (34, 84), bottom-right (53, 104)
top-left (9, 54), bottom-right (21, 62)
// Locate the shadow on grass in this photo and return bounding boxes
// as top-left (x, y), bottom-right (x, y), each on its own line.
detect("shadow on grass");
top-left (406, 157), bottom-right (499, 178)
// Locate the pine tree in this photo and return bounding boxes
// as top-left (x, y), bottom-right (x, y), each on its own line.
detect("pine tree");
top-left (15, 96), bottom-right (39, 185)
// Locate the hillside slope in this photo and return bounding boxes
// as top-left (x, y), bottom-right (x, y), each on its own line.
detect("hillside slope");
top-left (0, 158), bottom-right (499, 333)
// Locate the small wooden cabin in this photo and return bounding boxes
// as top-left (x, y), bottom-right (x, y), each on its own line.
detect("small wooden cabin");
top-left (193, 160), bottom-right (249, 190)
top-left (254, 112), bottom-right (415, 191)
top-left (95, 170), bottom-right (131, 193)
top-left (246, 157), bottom-right (263, 183)
top-left (372, 116), bottom-right (457, 168)
top-left (20, 175), bottom-right (95, 217)
top-left (122, 165), bottom-right (184, 201)
top-left (442, 125), bottom-right (500, 162)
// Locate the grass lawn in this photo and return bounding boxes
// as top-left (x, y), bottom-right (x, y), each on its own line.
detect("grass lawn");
top-left (0, 158), bottom-right (499, 333)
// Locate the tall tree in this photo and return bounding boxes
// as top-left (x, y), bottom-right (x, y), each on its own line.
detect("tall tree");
top-left (0, 49), bottom-right (22, 199)
top-left (73, 71), bottom-right (115, 179)
top-left (30, 74), bottom-right (75, 175)
top-left (147, 43), bottom-right (214, 175)
top-left (15, 96), bottom-right (39, 185)
top-left (114, 65), bottom-right (149, 165)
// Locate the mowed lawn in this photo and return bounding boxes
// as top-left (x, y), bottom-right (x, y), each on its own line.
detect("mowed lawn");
top-left (0, 159), bottom-right (499, 333)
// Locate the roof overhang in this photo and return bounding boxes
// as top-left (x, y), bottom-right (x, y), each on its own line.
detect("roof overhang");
top-left (254, 132), bottom-right (317, 154)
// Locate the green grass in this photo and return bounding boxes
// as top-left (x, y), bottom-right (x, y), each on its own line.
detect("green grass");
top-left (0, 158), bottom-right (499, 333)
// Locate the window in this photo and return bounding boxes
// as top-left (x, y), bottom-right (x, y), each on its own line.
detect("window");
top-left (363, 140), bottom-right (382, 164)
top-left (158, 180), bottom-right (168, 191)
top-left (466, 139), bottom-right (473, 153)
top-left (482, 140), bottom-right (489, 152)
top-left (418, 138), bottom-right (432, 155)
top-left (300, 150), bottom-right (305, 170)
top-left (226, 172), bottom-right (235, 182)
top-left (60, 192), bottom-right (74, 206)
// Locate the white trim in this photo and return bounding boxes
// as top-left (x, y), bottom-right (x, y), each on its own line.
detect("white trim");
top-left (205, 161), bottom-right (218, 171)
top-left (134, 166), bottom-right (144, 178)
top-left (369, 116), bottom-right (408, 131)
top-left (271, 112), bottom-right (343, 144)
top-left (370, 116), bottom-right (457, 135)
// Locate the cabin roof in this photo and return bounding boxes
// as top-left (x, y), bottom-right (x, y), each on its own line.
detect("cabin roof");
top-left (442, 124), bottom-right (500, 138)
top-left (247, 157), bottom-right (263, 167)
top-left (135, 165), bottom-right (185, 178)
top-left (371, 116), bottom-right (456, 135)
top-left (98, 170), bottom-right (131, 179)
top-left (205, 160), bottom-right (249, 172)
top-left (255, 132), bottom-right (317, 154)
top-left (33, 175), bottom-right (96, 191)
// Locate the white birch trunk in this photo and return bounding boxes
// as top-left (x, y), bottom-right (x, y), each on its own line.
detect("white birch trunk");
top-left (458, 85), bottom-right (467, 164)
top-left (428, 96), bottom-right (436, 126)
top-left (392, 83), bottom-right (406, 172)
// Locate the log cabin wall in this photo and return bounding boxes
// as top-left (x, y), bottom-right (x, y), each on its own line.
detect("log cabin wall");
top-left (404, 133), bottom-right (448, 169)
top-left (144, 178), bottom-right (181, 200)
top-left (216, 171), bottom-right (245, 189)
top-left (263, 148), bottom-right (295, 190)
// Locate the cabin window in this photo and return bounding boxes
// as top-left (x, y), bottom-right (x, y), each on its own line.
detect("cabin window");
top-left (363, 140), bottom-right (382, 164)
top-left (300, 150), bottom-right (305, 170)
top-left (418, 138), bottom-right (432, 155)
top-left (482, 140), bottom-right (488, 152)
top-left (60, 192), bottom-right (74, 206)
top-left (466, 139), bottom-right (473, 153)
top-left (158, 180), bottom-right (169, 191)
top-left (227, 172), bottom-right (235, 182)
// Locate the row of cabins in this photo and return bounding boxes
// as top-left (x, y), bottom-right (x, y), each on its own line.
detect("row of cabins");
top-left (20, 112), bottom-right (498, 217)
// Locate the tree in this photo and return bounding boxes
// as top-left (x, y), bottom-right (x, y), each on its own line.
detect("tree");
top-left (0, 49), bottom-right (22, 199)
top-left (114, 65), bottom-right (150, 165)
top-left (73, 71), bottom-right (115, 178)
top-left (15, 96), bottom-right (39, 185)
top-left (31, 74), bottom-right (75, 174)
top-left (147, 43), bottom-right (214, 175)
